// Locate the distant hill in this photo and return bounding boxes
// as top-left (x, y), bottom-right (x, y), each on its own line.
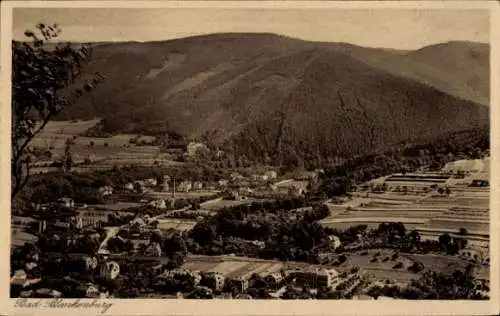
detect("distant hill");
top-left (344, 41), bottom-right (489, 106)
top-left (38, 33), bottom-right (488, 165)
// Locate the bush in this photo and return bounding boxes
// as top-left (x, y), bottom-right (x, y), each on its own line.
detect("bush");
top-left (338, 255), bottom-right (347, 264)
top-left (408, 261), bottom-right (425, 273)
top-left (392, 262), bottom-right (403, 269)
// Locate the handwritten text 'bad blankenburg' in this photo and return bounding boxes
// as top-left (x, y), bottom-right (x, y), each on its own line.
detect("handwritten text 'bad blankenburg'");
top-left (15, 298), bottom-right (114, 314)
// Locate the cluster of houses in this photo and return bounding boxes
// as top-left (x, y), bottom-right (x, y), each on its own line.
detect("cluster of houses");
top-left (123, 175), bottom-right (204, 194)
top-left (153, 261), bottom-right (362, 298)
top-left (87, 168), bottom-right (320, 203)
top-left (286, 266), bottom-right (340, 289)
top-left (11, 254), bottom-right (121, 299)
top-left (36, 199), bottom-right (125, 233)
top-left (186, 142), bottom-right (209, 157)
top-left (458, 245), bottom-right (489, 265)
top-left (219, 169), bottom-right (322, 200)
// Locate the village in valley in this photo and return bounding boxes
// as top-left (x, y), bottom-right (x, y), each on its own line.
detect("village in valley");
top-left (11, 119), bottom-right (491, 300)
top-left (10, 7), bottom-right (491, 302)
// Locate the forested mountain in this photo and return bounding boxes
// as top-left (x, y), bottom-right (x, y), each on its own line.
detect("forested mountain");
top-left (41, 33), bottom-right (488, 165)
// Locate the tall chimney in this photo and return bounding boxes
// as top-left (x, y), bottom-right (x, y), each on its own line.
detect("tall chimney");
top-left (170, 178), bottom-right (176, 209)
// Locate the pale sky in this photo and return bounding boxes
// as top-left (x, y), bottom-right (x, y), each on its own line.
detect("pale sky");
top-left (13, 8), bottom-right (489, 50)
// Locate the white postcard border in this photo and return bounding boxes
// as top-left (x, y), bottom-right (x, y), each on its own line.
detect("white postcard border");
top-left (1, 1), bottom-right (498, 315)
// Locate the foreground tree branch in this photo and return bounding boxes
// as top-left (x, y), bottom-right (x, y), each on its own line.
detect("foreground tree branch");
top-left (11, 23), bottom-right (105, 199)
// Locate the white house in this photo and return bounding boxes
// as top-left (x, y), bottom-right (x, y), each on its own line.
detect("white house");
top-left (38, 220), bottom-right (47, 233)
top-left (145, 242), bottom-right (162, 257)
top-left (192, 271), bottom-right (202, 286)
top-left (238, 187), bottom-right (253, 196)
top-left (459, 246), bottom-right (486, 263)
top-left (54, 221), bottom-right (70, 229)
top-left (250, 240), bottom-right (266, 249)
top-left (99, 261), bottom-right (120, 280)
top-left (130, 217), bottom-right (147, 227)
top-left (74, 216), bottom-right (84, 229)
top-left (98, 186), bottom-right (113, 197)
top-left (264, 271), bottom-right (284, 284)
top-left (328, 235), bottom-right (342, 250)
top-left (265, 171), bottom-right (278, 180)
top-left (218, 179), bottom-right (229, 187)
top-left (178, 181), bottom-right (192, 193)
top-left (78, 283), bottom-right (100, 298)
top-left (204, 272), bottom-right (225, 291)
top-left (25, 262), bottom-right (38, 271)
top-left (124, 183), bottom-right (135, 191)
top-left (291, 266), bottom-right (339, 289)
top-left (229, 275), bottom-right (249, 293)
top-left (144, 178), bottom-right (158, 187)
top-left (11, 269), bottom-right (27, 285)
top-left (230, 172), bottom-right (244, 181)
top-left (149, 199), bottom-right (167, 209)
top-left (161, 182), bottom-right (170, 192)
top-left (187, 142), bottom-right (208, 157)
top-left (252, 174), bottom-right (268, 182)
top-left (57, 197), bottom-right (74, 208)
top-left (85, 256), bottom-right (99, 271)
top-left (192, 181), bottom-right (203, 190)
top-left (162, 175), bottom-right (171, 183)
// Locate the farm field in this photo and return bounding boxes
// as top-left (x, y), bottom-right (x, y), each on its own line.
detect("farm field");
top-left (156, 219), bottom-right (197, 231)
top-left (322, 158), bottom-right (490, 243)
top-left (87, 202), bottom-right (142, 211)
top-left (146, 191), bottom-right (219, 200)
top-left (320, 217), bottom-right (427, 231)
top-left (200, 198), bottom-right (260, 211)
top-left (30, 120), bottom-right (185, 171)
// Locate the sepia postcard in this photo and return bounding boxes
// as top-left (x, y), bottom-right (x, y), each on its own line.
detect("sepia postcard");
top-left (1, 1), bottom-right (499, 315)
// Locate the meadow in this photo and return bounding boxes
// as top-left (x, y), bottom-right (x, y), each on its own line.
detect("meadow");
top-left (30, 120), bottom-right (183, 171)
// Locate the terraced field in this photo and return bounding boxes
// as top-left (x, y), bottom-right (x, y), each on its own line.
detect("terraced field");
top-left (30, 120), bottom-right (184, 172)
top-left (321, 158), bottom-right (490, 241)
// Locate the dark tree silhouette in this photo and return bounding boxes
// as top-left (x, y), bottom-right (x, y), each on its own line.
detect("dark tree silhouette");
top-left (11, 23), bottom-right (104, 198)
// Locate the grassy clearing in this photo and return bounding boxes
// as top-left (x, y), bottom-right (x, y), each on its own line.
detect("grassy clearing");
top-left (157, 220), bottom-right (197, 231)
top-left (403, 253), bottom-right (470, 275)
top-left (333, 249), bottom-right (417, 283)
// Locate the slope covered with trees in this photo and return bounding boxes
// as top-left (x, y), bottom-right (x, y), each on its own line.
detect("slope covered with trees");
top-left (38, 33), bottom-right (488, 167)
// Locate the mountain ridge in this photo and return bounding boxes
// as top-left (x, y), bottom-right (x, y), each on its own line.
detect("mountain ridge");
top-left (34, 33), bottom-right (489, 165)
